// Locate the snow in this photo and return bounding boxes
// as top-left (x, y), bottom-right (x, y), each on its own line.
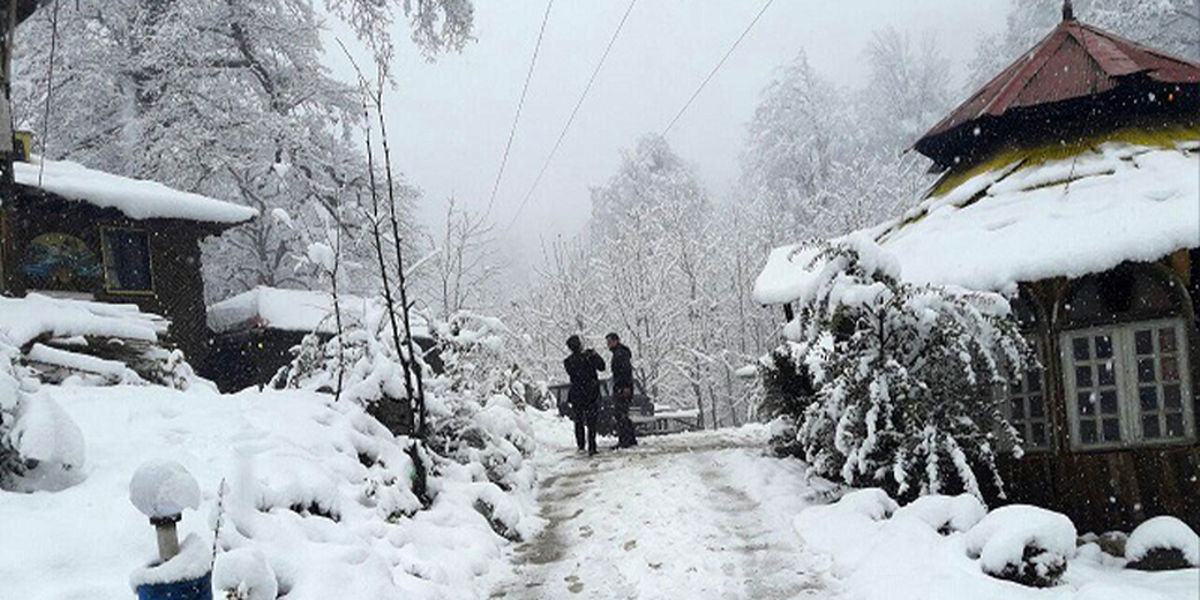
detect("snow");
top-left (8, 392), bottom-right (86, 491)
top-left (964, 504), bottom-right (1077, 577)
top-left (208, 286), bottom-right (370, 335)
top-left (0, 293), bottom-right (166, 348)
top-left (213, 547), bottom-right (278, 600)
top-left (893, 493), bottom-right (987, 534)
top-left (754, 143), bottom-right (1200, 304)
top-left (1127, 516), bottom-right (1199, 567)
top-left (129, 459), bottom-right (201, 519)
top-left (129, 533), bottom-right (211, 588)
top-left (0, 385), bottom-right (537, 600)
top-left (208, 286), bottom-right (430, 338)
top-left (794, 489), bottom-right (1198, 600)
top-left (13, 156), bottom-right (257, 224)
top-left (27, 343), bottom-right (144, 384)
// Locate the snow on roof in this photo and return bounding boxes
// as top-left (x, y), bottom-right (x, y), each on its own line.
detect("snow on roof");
top-left (208, 287), bottom-right (368, 335)
top-left (0, 294), bottom-right (166, 348)
top-left (208, 286), bottom-right (430, 337)
top-left (13, 156), bottom-right (257, 225)
top-left (753, 141), bottom-right (1200, 304)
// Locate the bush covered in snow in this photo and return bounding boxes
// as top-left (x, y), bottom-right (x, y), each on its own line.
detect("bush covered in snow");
top-left (964, 505), bottom-right (1076, 587)
top-left (893, 493), bottom-right (986, 535)
top-left (0, 335), bottom-right (86, 492)
top-left (1125, 516), bottom-right (1199, 571)
top-left (764, 235), bottom-right (1029, 503)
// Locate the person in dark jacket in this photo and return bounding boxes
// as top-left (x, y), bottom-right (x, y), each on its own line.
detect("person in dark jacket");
top-left (563, 335), bottom-right (605, 455)
top-left (606, 332), bottom-right (638, 448)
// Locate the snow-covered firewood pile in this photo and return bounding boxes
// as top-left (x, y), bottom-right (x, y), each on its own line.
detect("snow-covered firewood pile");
top-left (0, 294), bottom-right (203, 389)
top-left (795, 487), bottom-right (1200, 599)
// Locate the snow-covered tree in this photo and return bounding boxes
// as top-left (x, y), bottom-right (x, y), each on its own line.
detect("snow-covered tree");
top-left (772, 235), bottom-right (1030, 503)
top-left (422, 197), bottom-right (502, 321)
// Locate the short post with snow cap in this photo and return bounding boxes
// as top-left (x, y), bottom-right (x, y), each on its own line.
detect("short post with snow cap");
top-left (129, 460), bottom-right (212, 600)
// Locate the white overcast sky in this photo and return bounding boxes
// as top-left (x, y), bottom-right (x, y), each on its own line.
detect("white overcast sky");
top-left (326, 0), bottom-right (1013, 254)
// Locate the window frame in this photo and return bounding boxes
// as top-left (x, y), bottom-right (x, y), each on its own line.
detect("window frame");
top-left (1060, 318), bottom-right (1194, 452)
top-left (99, 226), bottom-right (155, 296)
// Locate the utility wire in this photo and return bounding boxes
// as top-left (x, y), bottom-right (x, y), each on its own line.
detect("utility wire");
top-left (484, 0), bottom-right (554, 220)
top-left (38, 0), bottom-right (63, 186)
top-left (505, 0), bottom-right (639, 230)
top-left (661, 0), bottom-right (775, 137)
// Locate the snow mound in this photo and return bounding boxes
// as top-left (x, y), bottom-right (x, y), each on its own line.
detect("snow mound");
top-left (835, 488), bottom-right (900, 521)
top-left (14, 156), bottom-right (257, 224)
top-left (129, 460), bottom-right (201, 519)
top-left (1074, 581), bottom-right (1171, 600)
top-left (964, 505), bottom-right (1076, 587)
top-left (129, 533), bottom-right (211, 588)
top-left (893, 494), bottom-right (987, 534)
top-left (8, 393), bottom-right (85, 491)
top-left (213, 547), bottom-right (278, 600)
top-left (1126, 516), bottom-right (1199, 569)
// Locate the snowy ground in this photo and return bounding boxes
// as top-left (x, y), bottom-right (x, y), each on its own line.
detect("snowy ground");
top-left (488, 416), bottom-right (843, 599)
top-left (494, 415), bottom-right (1199, 600)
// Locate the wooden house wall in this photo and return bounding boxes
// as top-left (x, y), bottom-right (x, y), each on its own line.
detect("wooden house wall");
top-left (998, 252), bottom-right (1200, 533)
top-left (0, 191), bottom-right (216, 363)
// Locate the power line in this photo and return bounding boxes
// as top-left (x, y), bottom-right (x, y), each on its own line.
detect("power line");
top-left (661, 0), bottom-right (775, 137)
top-left (505, 0), bottom-right (639, 230)
top-left (484, 0), bottom-right (555, 220)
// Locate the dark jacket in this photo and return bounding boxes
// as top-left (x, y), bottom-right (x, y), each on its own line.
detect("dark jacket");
top-left (610, 343), bottom-right (634, 390)
top-left (564, 349), bottom-right (606, 406)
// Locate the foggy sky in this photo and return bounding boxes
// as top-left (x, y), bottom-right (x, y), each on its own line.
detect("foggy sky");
top-left (327, 0), bottom-right (1012, 260)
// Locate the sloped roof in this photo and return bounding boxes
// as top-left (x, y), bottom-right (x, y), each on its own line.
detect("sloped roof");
top-left (915, 15), bottom-right (1200, 160)
top-left (13, 157), bottom-right (257, 225)
top-left (753, 141), bottom-right (1200, 304)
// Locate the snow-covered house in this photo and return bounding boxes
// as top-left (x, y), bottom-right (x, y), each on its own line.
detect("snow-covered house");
top-left (0, 4), bottom-right (256, 367)
top-left (754, 4), bottom-right (1199, 532)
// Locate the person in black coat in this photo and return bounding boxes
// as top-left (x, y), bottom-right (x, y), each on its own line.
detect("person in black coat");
top-left (563, 335), bottom-right (605, 455)
top-left (606, 332), bottom-right (638, 448)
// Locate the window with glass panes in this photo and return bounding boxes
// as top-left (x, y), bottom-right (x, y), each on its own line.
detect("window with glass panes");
top-left (1005, 364), bottom-right (1050, 450)
top-left (1061, 319), bottom-right (1193, 450)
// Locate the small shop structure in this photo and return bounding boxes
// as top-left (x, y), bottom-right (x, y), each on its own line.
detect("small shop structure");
top-left (754, 4), bottom-right (1199, 532)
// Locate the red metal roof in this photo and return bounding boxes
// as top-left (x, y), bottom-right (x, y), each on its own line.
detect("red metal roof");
top-left (917, 16), bottom-right (1200, 148)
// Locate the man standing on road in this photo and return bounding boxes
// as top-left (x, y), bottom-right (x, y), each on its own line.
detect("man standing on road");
top-left (606, 333), bottom-right (638, 449)
top-left (564, 335), bottom-right (605, 456)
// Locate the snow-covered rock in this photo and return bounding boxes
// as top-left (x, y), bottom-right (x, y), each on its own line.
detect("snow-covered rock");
top-left (893, 494), bottom-right (987, 535)
top-left (964, 505), bottom-right (1077, 587)
top-left (130, 460), bottom-right (202, 519)
top-left (1126, 516), bottom-right (1199, 570)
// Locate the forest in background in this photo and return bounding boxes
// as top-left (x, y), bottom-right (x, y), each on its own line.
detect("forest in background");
top-left (10, 0), bottom-right (1199, 427)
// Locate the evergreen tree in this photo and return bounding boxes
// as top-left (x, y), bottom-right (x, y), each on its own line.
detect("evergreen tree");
top-left (776, 235), bottom-right (1030, 503)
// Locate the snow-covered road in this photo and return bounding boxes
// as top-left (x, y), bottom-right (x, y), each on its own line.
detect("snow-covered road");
top-left (490, 421), bottom-right (842, 599)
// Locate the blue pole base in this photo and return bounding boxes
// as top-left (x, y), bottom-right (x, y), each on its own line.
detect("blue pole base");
top-left (136, 572), bottom-right (212, 600)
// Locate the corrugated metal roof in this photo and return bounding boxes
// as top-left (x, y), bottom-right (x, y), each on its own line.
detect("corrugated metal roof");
top-left (916, 16), bottom-right (1200, 152)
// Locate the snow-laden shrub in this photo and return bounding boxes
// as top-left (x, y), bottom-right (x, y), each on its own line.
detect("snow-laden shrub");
top-left (0, 335), bottom-right (86, 492)
top-left (964, 505), bottom-right (1076, 587)
top-left (1125, 516), bottom-right (1199, 571)
top-left (894, 494), bottom-right (987, 535)
top-left (214, 547), bottom-right (278, 600)
top-left (767, 235), bottom-right (1029, 503)
top-left (7, 392), bottom-right (86, 491)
